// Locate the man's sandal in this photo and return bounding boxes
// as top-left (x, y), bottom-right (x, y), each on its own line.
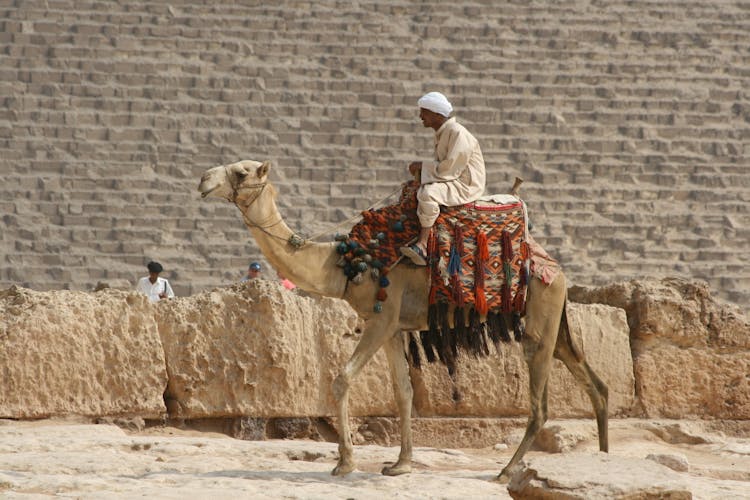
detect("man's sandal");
top-left (400, 244), bottom-right (428, 266)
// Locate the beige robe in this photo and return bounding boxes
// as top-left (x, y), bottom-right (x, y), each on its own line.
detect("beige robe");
top-left (417, 117), bottom-right (486, 227)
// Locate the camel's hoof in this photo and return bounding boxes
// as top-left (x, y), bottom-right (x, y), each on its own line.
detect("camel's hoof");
top-left (381, 462), bottom-right (411, 476)
top-left (331, 461), bottom-right (355, 476)
top-left (495, 463), bottom-right (522, 484)
top-left (494, 471), bottom-right (512, 484)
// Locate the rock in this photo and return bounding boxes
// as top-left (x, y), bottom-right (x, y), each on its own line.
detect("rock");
top-left (409, 302), bottom-right (635, 418)
top-left (232, 416), bottom-right (266, 440)
top-left (533, 421), bottom-right (597, 453)
top-left (95, 416), bottom-right (146, 432)
top-left (647, 453), bottom-right (690, 472)
top-left (569, 278), bottom-right (750, 419)
top-left (0, 287), bottom-right (167, 419)
top-left (638, 420), bottom-right (717, 445)
top-left (507, 452), bottom-right (692, 499)
top-left (155, 280), bottom-right (395, 419)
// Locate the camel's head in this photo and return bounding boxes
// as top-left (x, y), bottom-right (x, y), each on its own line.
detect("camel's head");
top-left (198, 159), bottom-right (271, 202)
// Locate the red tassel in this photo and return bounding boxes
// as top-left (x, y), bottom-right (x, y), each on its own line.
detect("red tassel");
top-left (376, 288), bottom-right (388, 301)
top-left (477, 231), bottom-right (489, 262)
top-left (475, 287), bottom-right (488, 315)
top-left (452, 276), bottom-right (464, 305)
top-left (475, 261), bottom-right (484, 290)
top-left (502, 230), bottom-right (513, 260)
top-left (520, 241), bottom-right (530, 260)
top-left (502, 283), bottom-right (512, 313)
top-left (454, 224), bottom-right (464, 254)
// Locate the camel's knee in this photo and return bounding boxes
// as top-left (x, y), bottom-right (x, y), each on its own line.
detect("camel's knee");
top-left (332, 374), bottom-right (350, 401)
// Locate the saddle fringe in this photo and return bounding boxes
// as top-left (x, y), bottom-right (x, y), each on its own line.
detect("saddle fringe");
top-left (408, 306), bottom-right (525, 370)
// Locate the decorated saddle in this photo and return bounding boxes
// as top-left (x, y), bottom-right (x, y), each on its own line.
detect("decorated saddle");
top-left (340, 181), bottom-right (557, 370)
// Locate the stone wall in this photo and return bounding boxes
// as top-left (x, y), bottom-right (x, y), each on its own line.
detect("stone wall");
top-left (0, 281), bottom-right (635, 420)
top-left (1, 1), bottom-right (748, 313)
top-left (3, 277), bottom-right (745, 421)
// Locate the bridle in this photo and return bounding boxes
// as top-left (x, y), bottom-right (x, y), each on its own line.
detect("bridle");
top-left (225, 166), bottom-right (306, 249)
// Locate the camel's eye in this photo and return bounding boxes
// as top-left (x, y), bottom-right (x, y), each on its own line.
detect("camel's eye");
top-left (236, 170), bottom-right (248, 179)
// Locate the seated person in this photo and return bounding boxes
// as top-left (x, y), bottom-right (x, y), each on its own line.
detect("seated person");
top-left (401, 91), bottom-right (486, 266)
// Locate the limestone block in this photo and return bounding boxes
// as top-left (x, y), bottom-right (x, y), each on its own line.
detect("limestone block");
top-left (156, 280), bottom-right (395, 419)
top-left (508, 453), bottom-right (692, 499)
top-left (410, 303), bottom-right (635, 418)
top-left (0, 286), bottom-right (167, 418)
top-left (569, 278), bottom-right (750, 418)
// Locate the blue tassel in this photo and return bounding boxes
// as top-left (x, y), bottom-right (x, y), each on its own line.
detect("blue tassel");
top-left (448, 245), bottom-right (461, 275)
top-left (379, 276), bottom-right (390, 288)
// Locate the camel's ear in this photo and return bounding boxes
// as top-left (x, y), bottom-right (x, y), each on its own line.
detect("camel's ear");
top-left (257, 160), bottom-right (271, 179)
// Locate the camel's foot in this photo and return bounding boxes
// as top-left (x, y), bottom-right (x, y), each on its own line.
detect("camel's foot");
top-left (331, 459), bottom-right (355, 476)
top-left (381, 460), bottom-right (411, 476)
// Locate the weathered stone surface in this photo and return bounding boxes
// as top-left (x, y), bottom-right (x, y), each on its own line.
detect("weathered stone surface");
top-left (0, 286), bottom-right (167, 418)
top-left (409, 302), bottom-right (635, 418)
top-left (508, 452), bottom-right (692, 499)
top-left (569, 278), bottom-right (750, 419)
top-left (647, 453), bottom-right (690, 472)
top-left (533, 421), bottom-right (598, 453)
top-left (155, 279), bottom-right (395, 419)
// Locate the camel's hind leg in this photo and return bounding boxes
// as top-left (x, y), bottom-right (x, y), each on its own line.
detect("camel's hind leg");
top-left (497, 274), bottom-right (566, 483)
top-left (331, 312), bottom-right (398, 476)
top-left (554, 310), bottom-right (609, 452)
top-left (381, 332), bottom-right (414, 476)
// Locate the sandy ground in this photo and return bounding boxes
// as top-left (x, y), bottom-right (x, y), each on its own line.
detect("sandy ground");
top-left (0, 418), bottom-right (748, 499)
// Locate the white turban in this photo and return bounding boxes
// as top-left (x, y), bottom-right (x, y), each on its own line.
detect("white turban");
top-left (417, 92), bottom-right (453, 117)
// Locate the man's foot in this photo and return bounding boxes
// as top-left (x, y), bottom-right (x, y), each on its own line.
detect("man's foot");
top-left (400, 244), bottom-right (428, 266)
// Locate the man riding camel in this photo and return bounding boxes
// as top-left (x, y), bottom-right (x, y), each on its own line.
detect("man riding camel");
top-left (400, 91), bottom-right (486, 266)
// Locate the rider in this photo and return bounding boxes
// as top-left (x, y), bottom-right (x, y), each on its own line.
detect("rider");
top-left (400, 91), bottom-right (486, 266)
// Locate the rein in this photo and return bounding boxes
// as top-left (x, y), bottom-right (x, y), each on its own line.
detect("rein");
top-left (227, 165), bottom-right (403, 251)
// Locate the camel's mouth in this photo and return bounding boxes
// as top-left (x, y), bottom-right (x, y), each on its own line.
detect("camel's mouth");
top-left (198, 177), bottom-right (221, 199)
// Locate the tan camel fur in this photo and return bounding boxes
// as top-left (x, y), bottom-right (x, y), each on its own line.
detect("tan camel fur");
top-left (198, 160), bottom-right (609, 482)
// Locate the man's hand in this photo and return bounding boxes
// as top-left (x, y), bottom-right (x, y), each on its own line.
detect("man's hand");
top-left (408, 161), bottom-right (422, 177)
top-left (159, 292), bottom-right (167, 299)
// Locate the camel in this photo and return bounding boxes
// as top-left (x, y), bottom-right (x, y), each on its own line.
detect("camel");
top-left (197, 159), bottom-right (609, 482)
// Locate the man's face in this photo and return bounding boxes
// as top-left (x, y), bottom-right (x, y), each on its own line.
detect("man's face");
top-left (419, 108), bottom-right (443, 129)
top-left (248, 269), bottom-right (260, 279)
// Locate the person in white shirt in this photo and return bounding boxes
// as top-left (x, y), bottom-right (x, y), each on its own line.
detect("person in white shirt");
top-left (400, 91), bottom-right (486, 266)
top-left (136, 261), bottom-right (175, 303)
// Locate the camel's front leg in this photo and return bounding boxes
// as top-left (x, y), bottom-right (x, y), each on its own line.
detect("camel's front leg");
top-left (381, 332), bottom-right (413, 476)
top-left (331, 313), bottom-right (398, 476)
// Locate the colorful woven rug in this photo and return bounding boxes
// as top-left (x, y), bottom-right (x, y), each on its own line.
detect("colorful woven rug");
top-left (342, 181), bottom-right (540, 371)
top-left (340, 181), bottom-right (421, 311)
top-left (413, 198), bottom-right (531, 372)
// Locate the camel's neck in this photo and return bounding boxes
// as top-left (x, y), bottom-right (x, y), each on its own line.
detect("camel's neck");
top-left (235, 185), bottom-right (347, 297)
